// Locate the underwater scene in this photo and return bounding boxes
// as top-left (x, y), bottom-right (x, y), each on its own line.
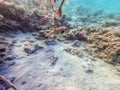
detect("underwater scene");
top-left (0, 0), bottom-right (120, 90)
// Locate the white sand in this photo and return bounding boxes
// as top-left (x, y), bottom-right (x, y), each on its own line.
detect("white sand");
top-left (6, 33), bottom-right (120, 90)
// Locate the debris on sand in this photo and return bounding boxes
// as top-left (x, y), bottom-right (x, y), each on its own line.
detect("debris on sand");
top-left (0, 75), bottom-right (17, 90)
top-left (44, 39), bottom-right (57, 45)
top-left (72, 40), bottom-right (81, 47)
top-left (24, 44), bottom-right (44, 55)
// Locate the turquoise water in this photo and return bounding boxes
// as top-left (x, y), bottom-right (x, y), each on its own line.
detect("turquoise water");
top-left (69, 0), bottom-right (120, 12)
top-left (63, 0), bottom-right (120, 25)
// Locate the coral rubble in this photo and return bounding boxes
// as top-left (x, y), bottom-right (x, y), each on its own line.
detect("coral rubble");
top-left (87, 26), bottom-right (120, 70)
top-left (0, 35), bottom-right (14, 63)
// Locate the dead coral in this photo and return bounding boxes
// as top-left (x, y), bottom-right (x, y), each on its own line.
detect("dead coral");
top-left (0, 0), bottom-right (30, 32)
top-left (0, 35), bottom-right (14, 63)
top-left (0, 0), bottom-right (25, 21)
top-left (0, 75), bottom-right (17, 90)
top-left (87, 26), bottom-right (120, 69)
top-left (102, 20), bottom-right (120, 27)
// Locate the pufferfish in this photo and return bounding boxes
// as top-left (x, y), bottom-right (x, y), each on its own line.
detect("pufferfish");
top-left (46, 0), bottom-right (51, 3)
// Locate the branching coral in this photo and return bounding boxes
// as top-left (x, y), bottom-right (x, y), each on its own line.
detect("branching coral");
top-left (45, 0), bottom-right (66, 38)
top-left (0, 75), bottom-right (17, 90)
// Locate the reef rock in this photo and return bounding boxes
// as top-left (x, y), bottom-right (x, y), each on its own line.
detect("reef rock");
top-left (24, 44), bottom-right (43, 55)
top-left (72, 40), bottom-right (81, 47)
top-left (66, 29), bottom-right (87, 40)
top-left (0, 35), bottom-right (14, 63)
top-left (44, 39), bottom-right (57, 45)
top-left (87, 26), bottom-right (120, 71)
top-left (102, 20), bottom-right (120, 27)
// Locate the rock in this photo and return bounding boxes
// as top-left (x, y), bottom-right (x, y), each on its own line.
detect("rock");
top-left (0, 35), bottom-right (14, 63)
top-left (49, 55), bottom-right (58, 66)
top-left (34, 44), bottom-right (44, 50)
top-left (0, 58), bottom-right (3, 63)
top-left (8, 77), bottom-right (16, 83)
top-left (115, 63), bottom-right (120, 72)
top-left (4, 55), bottom-right (15, 60)
top-left (8, 62), bottom-right (15, 66)
top-left (44, 39), bottom-right (57, 45)
top-left (87, 26), bottom-right (120, 71)
top-left (21, 81), bottom-right (27, 85)
top-left (24, 46), bottom-right (35, 55)
top-left (39, 16), bottom-right (49, 25)
top-left (24, 44), bottom-right (44, 55)
top-left (32, 33), bottom-right (37, 36)
top-left (64, 48), bottom-right (80, 56)
top-left (37, 30), bottom-right (49, 38)
top-left (0, 35), bottom-right (6, 40)
top-left (35, 25), bottom-right (48, 30)
top-left (9, 40), bottom-right (16, 46)
top-left (66, 30), bottom-right (76, 40)
top-left (75, 31), bottom-right (87, 40)
top-left (72, 40), bottom-right (81, 47)
top-left (0, 45), bottom-right (6, 52)
top-left (85, 69), bottom-right (94, 74)
top-left (102, 20), bottom-right (120, 27)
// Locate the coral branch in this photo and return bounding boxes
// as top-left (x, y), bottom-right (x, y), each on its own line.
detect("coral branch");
top-left (0, 75), bottom-right (17, 90)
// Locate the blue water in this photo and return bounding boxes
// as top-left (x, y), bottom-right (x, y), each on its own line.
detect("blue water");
top-left (69, 0), bottom-right (120, 12)
top-left (62, 0), bottom-right (120, 25)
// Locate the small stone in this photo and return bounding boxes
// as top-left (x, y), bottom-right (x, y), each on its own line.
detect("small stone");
top-left (0, 53), bottom-right (6, 58)
top-left (0, 35), bottom-right (6, 40)
top-left (44, 39), bottom-right (57, 45)
top-left (9, 40), bottom-right (16, 46)
top-left (50, 56), bottom-right (58, 66)
top-left (79, 53), bottom-right (85, 58)
top-left (115, 63), bottom-right (120, 72)
top-left (37, 83), bottom-right (42, 87)
top-left (8, 77), bottom-right (16, 83)
top-left (72, 40), bottom-right (81, 47)
top-left (0, 45), bottom-right (6, 52)
top-left (8, 62), bottom-right (15, 66)
top-left (24, 47), bottom-right (34, 54)
top-left (21, 81), bottom-right (27, 85)
top-left (34, 44), bottom-right (44, 50)
top-left (76, 31), bottom-right (87, 40)
top-left (4, 55), bottom-right (15, 60)
top-left (32, 33), bottom-right (37, 36)
top-left (0, 58), bottom-right (3, 63)
top-left (85, 69), bottom-right (94, 73)
top-left (24, 44), bottom-right (43, 55)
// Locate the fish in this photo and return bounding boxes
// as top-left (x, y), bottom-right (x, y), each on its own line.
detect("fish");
top-left (46, 26), bottom-right (67, 38)
top-left (46, 0), bottom-right (51, 3)
top-left (40, 3), bottom-right (47, 10)
top-left (57, 0), bottom-right (65, 17)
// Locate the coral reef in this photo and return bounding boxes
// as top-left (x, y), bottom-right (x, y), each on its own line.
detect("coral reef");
top-left (87, 26), bottom-right (120, 70)
top-left (1, 0), bottom-right (120, 90)
top-left (0, 0), bottom-right (70, 35)
top-left (0, 0), bottom-right (32, 32)
top-left (74, 5), bottom-right (104, 25)
top-left (0, 35), bottom-right (14, 63)
top-left (102, 20), bottom-right (120, 27)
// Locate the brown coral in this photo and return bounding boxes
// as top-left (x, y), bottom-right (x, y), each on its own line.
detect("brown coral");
top-left (87, 27), bottom-right (120, 67)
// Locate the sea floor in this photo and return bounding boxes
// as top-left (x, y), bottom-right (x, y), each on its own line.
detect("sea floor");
top-left (1, 33), bottom-right (120, 90)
